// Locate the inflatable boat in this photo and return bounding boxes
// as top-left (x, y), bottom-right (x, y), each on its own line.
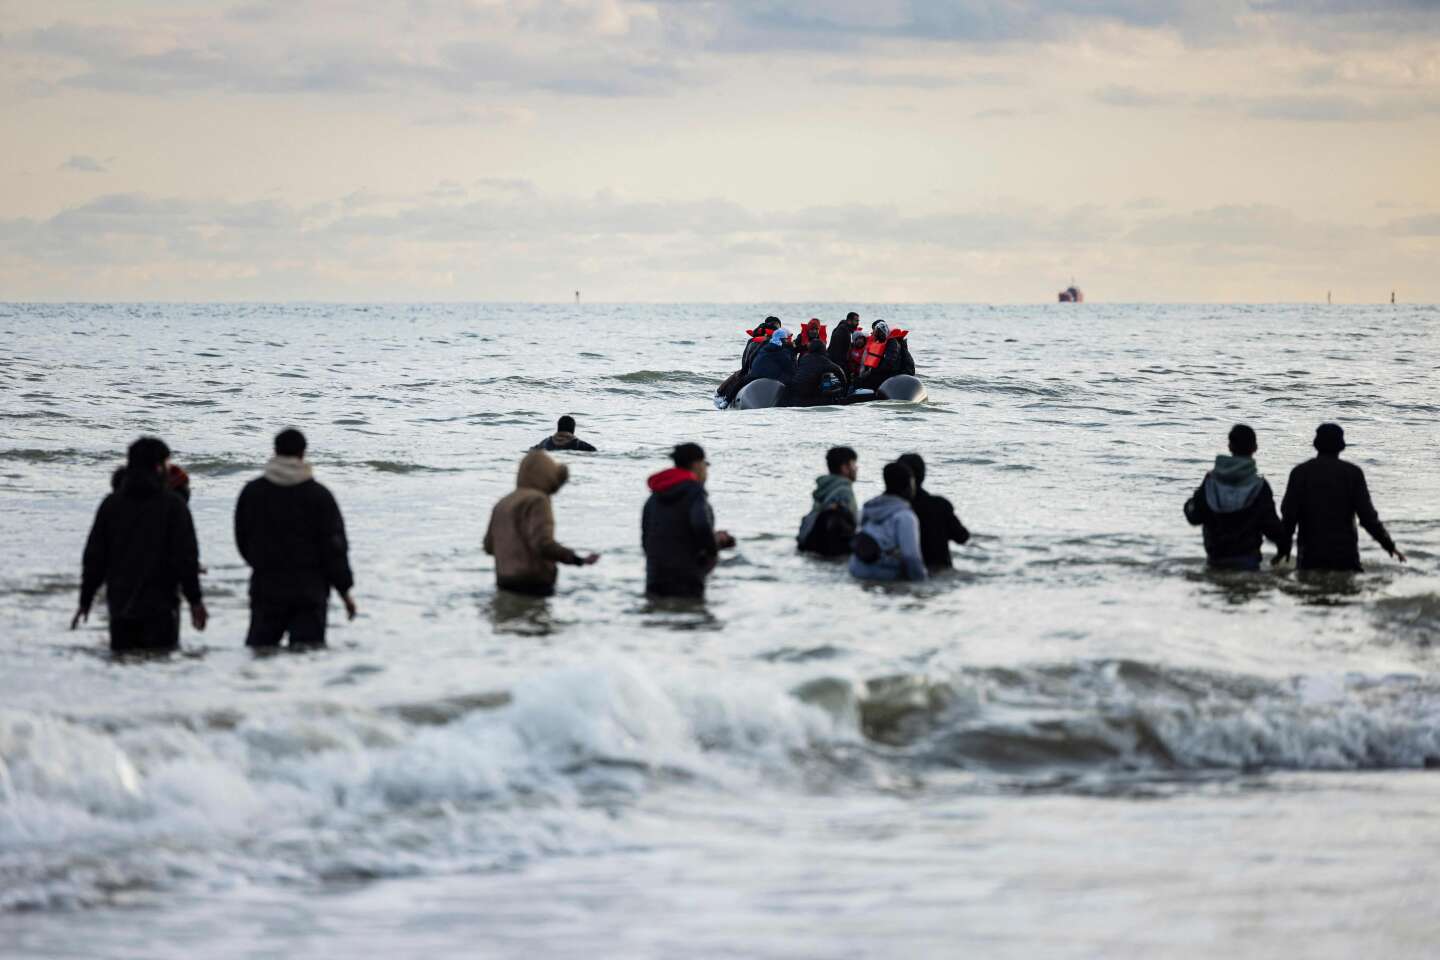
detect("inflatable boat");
top-left (727, 374), bottom-right (928, 410)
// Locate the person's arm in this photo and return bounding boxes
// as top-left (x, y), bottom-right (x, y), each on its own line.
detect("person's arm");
top-left (75, 498), bottom-right (109, 626)
top-left (482, 507), bottom-right (496, 556)
top-left (689, 491), bottom-right (721, 560)
top-left (899, 341), bottom-right (915, 376)
top-left (523, 497), bottom-right (581, 565)
top-left (1276, 469), bottom-right (1299, 561)
top-left (1353, 468), bottom-right (1401, 558)
top-left (233, 482), bottom-right (253, 566)
top-left (321, 488), bottom-right (356, 596)
top-left (576, 439), bottom-right (597, 452)
top-left (1183, 480), bottom-right (1209, 526)
top-left (944, 499), bottom-right (970, 546)
top-left (898, 512), bottom-right (928, 581)
top-left (171, 500), bottom-right (207, 630)
top-left (1257, 480), bottom-right (1289, 553)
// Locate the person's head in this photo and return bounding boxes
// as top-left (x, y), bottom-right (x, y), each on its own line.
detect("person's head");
top-left (126, 436), bottom-right (171, 477)
top-left (557, 415), bottom-right (576, 434)
top-left (826, 446), bottom-right (858, 482)
top-left (883, 460), bottom-right (915, 499)
top-left (762, 316), bottom-right (781, 331)
top-left (1227, 424), bottom-right (1258, 457)
top-left (872, 320), bottom-right (890, 340)
top-left (846, 311), bottom-right (859, 324)
top-left (770, 329), bottom-right (791, 347)
top-left (672, 442), bottom-right (708, 485)
top-left (851, 330), bottom-right (867, 346)
top-left (274, 428), bottom-right (307, 459)
top-left (897, 452), bottom-right (926, 488)
top-left (1314, 422), bottom-right (1346, 456)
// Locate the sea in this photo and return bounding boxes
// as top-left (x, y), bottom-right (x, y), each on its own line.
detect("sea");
top-left (2, 302), bottom-right (1439, 959)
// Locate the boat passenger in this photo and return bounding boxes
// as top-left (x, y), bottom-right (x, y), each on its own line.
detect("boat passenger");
top-left (792, 337), bottom-right (848, 402)
top-left (829, 312), bottom-right (861, 369)
top-left (747, 329), bottom-right (797, 386)
top-left (856, 320), bottom-right (915, 391)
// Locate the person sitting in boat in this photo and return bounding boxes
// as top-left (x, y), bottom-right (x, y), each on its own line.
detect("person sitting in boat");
top-left (856, 320), bottom-right (915, 391)
top-left (740, 317), bottom-right (782, 373)
top-left (844, 329), bottom-right (869, 383)
top-left (829, 312), bottom-right (861, 369)
top-left (794, 318), bottom-right (827, 356)
top-left (747, 328), bottom-right (797, 386)
top-left (792, 336), bottom-right (848, 402)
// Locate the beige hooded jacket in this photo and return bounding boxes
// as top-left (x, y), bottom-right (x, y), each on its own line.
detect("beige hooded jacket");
top-left (483, 450), bottom-right (580, 587)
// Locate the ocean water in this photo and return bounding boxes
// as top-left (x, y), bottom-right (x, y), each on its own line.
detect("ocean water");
top-left (2, 302), bottom-right (1439, 959)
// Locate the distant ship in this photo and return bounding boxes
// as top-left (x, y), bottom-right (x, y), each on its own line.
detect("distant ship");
top-left (1057, 284), bottom-right (1084, 303)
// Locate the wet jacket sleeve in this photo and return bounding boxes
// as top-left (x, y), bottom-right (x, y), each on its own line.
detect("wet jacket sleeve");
top-left (483, 508), bottom-right (496, 556)
top-left (689, 491), bottom-right (719, 562)
top-left (79, 497), bottom-right (110, 610)
top-left (1183, 480), bottom-right (1209, 526)
top-left (170, 499), bottom-right (203, 605)
top-left (944, 499), bottom-right (970, 546)
top-left (1257, 480), bottom-right (1288, 552)
top-left (321, 488), bottom-right (355, 594)
top-left (234, 481), bottom-right (254, 566)
top-left (523, 496), bottom-right (581, 565)
top-left (898, 512), bottom-right (927, 581)
top-left (1279, 467), bottom-right (1300, 549)
top-left (575, 440), bottom-right (597, 452)
top-left (1352, 469), bottom-right (1395, 553)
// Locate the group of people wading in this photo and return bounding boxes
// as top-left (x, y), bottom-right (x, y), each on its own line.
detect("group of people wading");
top-left (717, 311), bottom-right (916, 406)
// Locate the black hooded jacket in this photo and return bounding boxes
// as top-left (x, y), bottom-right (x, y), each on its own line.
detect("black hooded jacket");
top-left (80, 474), bottom-right (202, 619)
top-left (1280, 455), bottom-right (1395, 571)
top-left (896, 458), bottom-right (969, 568)
top-left (792, 350), bottom-right (848, 400)
top-left (235, 467), bottom-right (354, 604)
top-left (1183, 456), bottom-right (1286, 564)
top-left (641, 468), bottom-right (719, 596)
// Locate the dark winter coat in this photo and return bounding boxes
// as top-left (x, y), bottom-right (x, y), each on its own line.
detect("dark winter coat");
top-left (828, 318), bottom-right (860, 369)
top-left (910, 486), bottom-right (970, 569)
top-left (80, 474), bottom-right (202, 619)
top-left (1280, 455), bottom-right (1395, 571)
top-left (234, 457), bottom-right (354, 604)
top-left (641, 468), bottom-right (720, 596)
top-left (792, 351), bottom-right (848, 401)
top-left (532, 432), bottom-right (597, 452)
top-left (1184, 455), bottom-right (1287, 567)
top-left (747, 342), bottom-right (797, 386)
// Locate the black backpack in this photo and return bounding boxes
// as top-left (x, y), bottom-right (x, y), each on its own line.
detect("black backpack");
top-left (798, 504), bottom-right (856, 557)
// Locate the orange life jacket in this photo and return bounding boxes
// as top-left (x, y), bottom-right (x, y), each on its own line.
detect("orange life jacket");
top-left (860, 330), bottom-right (908, 370)
top-left (795, 319), bottom-right (827, 350)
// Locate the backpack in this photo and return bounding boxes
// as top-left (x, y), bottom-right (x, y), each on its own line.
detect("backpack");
top-left (798, 503), bottom-right (856, 557)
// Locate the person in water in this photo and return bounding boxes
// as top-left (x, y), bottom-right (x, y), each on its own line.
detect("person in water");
top-left (1276, 423), bottom-right (1405, 572)
top-left (532, 415), bottom-right (597, 453)
top-left (234, 428), bottom-right (356, 648)
top-left (856, 320), bottom-right (915, 391)
top-left (897, 453), bottom-right (970, 569)
top-left (75, 436), bottom-right (207, 652)
top-left (747, 328), bottom-right (798, 386)
top-left (1182, 424), bottom-right (1287, 571)
top-left (485, 450), bottom-right (598, 597)
top-left (792, 337), bottom-right (848, 402)
top-left (849, 461), bottom-right (927, 582)
top-left (797, 446), bottom-right (859, 556)
top-left (642, 442), bottom-right (735, 598)
top-left (828, 312), bottom-right (861, 369)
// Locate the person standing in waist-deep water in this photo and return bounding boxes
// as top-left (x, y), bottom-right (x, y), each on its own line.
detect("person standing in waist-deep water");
top-left (849, 461), bottom-right (927, 582)
top-left (485, 450), bottom-right (599, 597)
top-left (234, 428), bottom-right (356, 648)
top-left (798, 446), bottom-right (860, 556)
top-left (642, 443), bottom-right (735, 597)
top-left (1182, 424), bottom-right (1287, 571)
top-left (897, 453), bottom-right (970, 570)
top-left (74, 436), bottom-right (207, 652)
top-left (828, 312), bottom-right (861, 369)
top-left (532, 415), bottom-right (597, 453)
top-left (1277, 423), bottom-right (1406, 572)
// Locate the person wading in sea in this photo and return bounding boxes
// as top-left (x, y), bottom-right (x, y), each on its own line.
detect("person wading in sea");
top-left (532, 415), bottom-right (597, 453)
top-left (1277, 423), bottom-right (1406, 572)
top-left (642, 443), bottom-right (735, 598)
top-left (485, 449), bottom-right (599, 597)
top-left (234, 428), bottom-right (356, 648)
top-left (1183, 424), bottom-right (1287, 571)
top-left (75, 436), bottom-right (207, 653)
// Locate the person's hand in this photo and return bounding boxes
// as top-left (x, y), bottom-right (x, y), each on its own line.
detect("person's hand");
top-left (581, 553), bottom-right (600, 565)
top-left (190, 601), bottom-right (208, 632)
top-left (716, 531), bottom-right (736, 550)
top-left (1391, 546), bottom-right (1408, 564)
top-left (71, 606), bottom-right (89, 630)
top-left (342, 592), bottom-right (358, 621)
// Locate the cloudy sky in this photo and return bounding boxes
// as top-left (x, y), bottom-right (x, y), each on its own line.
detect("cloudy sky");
top-left (2, 0), bottom-right (1438, 301)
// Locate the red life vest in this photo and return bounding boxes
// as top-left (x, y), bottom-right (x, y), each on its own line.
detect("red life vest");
top-left (745, 328), bottom-right (771, 343)
top-left (860, 330), bottom-right (908, 370)
top-left (795, 319), bottom-right (827, 350)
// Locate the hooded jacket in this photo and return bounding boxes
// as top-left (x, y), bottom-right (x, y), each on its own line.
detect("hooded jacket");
top-left (792, 350), bottom-right (848, 401)
top-left (235, 456), bottom-right (354, 604)
top-left (532, 431), bottom-right (597, 453)
top-left (484, 450), bottom-right (582, 588)
top-left (641, 468), bottom-right (719, 596)
top-left (747, 341), bottom-right (797, 386)
top-left (81, 470), bottom-right (202, 620)
top-left (1279, 454), bottom-right (1395, 571)
top-left (848, 494), bottom-right (927, 582)
top-left (1183, 455), bottom-right (1286, 565)
top-left (797, 474), bottom-right (859, 555)
top-left (900, 457), bottom-right (970, 569)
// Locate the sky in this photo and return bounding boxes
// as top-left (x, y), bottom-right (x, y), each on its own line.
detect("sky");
top-left (2, 0), bottom-right (1438, 302)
